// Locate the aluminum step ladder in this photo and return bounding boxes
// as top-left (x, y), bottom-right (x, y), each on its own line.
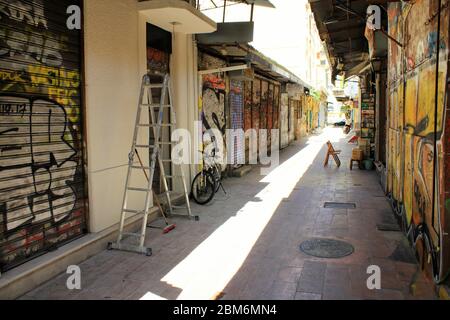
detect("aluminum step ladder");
top-left (108, 73), bottom-right (197, 256)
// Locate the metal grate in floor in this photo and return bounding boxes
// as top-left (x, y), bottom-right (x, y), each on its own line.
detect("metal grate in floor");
top-left (323, 201), bottom-right (356, 209)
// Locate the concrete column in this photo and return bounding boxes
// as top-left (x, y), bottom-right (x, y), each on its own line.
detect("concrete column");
top-left (171, 33), bottom-right (197, 192)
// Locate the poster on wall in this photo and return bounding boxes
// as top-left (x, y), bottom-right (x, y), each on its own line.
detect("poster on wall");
top-left (0, 0), bottom-right (87, 271)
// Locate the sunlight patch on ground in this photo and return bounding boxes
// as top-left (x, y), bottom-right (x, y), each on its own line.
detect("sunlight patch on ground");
top-left (159, 128), bottom-right (344, 299)
top-left (139, 292), bottom-right (167, 300)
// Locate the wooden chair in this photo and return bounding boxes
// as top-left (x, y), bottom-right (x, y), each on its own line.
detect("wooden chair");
top-left (324, 141), bottom-right (341, 167)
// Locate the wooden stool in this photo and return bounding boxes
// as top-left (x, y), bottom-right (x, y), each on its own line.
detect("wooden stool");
top-left (349, 159), bottom-right (362, 170)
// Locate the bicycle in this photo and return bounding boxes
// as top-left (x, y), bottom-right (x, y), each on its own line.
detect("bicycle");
top-left (191, 147), bottom-right (226, 205)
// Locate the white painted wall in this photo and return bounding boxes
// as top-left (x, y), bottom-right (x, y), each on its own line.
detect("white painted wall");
top-left (84, 0), bottom-right (147, 232)
top-left (83, 0), bottom-right (198, 233)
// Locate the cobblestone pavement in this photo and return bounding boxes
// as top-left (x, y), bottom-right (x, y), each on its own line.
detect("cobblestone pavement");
top-left (20, 127), bottom-right (436, 300)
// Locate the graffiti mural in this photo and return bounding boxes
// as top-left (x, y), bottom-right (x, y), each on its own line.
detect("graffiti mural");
top-left (0, 0), bottom-right (86, 271)
top-left (280, 93), bottom-right (289, 148)
top-left (147, 47), bottom-right (170, 74)
top-left (252, 79), bottom-right (261, 150)
top-left (273, 85), bottom-right (280, 131)
top-left (244, 81), bottom-right (252, 133)
top-left (201, 73), bottom-right (227, 169)
top-left (201, 74), bottom-right (226, 135)
top-left (387, 0), bottom-right (450, 282)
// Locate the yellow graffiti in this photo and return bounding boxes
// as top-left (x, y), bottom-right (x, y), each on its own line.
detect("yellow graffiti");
top-left (28, 65), bottom-right (80, 88)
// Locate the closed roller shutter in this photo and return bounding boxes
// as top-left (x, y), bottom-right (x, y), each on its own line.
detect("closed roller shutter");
top-left (230, 80), bottom-right (244, 167)
top-left (0, 0), bottom-right (87, 271)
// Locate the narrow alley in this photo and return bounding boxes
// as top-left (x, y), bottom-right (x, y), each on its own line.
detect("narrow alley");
top-left (20, 128), bottom-right (435, 300)
top-left (1, 0), bottom-right (450, 308)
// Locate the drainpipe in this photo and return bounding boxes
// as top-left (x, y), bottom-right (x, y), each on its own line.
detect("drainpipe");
top-left (432, 0), bottom-right (442, 282)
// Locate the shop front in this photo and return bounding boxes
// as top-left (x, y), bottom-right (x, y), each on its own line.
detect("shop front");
top-left (0, 0), bottom-right (88, 273)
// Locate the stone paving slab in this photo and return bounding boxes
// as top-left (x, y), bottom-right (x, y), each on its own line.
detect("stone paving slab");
top-left (20, 128), bottom-right (436, 300)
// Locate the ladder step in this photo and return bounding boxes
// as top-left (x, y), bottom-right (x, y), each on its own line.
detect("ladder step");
top-left (141, 104), bottom-right (171, 108)
top-left (127, 187), bottom-right (149, 192)
top-left (172, 205), bottom-right (188, 209)
top-left (135, 144), bottom-right (155, 148)
top-left (146, 84), bottom-right (163, 88)
top-left (121, 232), bottom-right (144, 238)
top-left (131, 165), bottom-right (151, 170)
top-left (137, 124), bottom-right (174, 127)
top-left (122, 209), bottom-right (145, 214)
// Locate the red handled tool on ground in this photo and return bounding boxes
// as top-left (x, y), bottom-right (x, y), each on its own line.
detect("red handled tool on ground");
top-left (134, 148), bottom-right (176, 234)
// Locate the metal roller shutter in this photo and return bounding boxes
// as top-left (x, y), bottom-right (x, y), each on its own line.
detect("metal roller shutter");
top-left (0, 0), bottom-right (87, 271)
top-left (230, 80), bottom-right (244, 167)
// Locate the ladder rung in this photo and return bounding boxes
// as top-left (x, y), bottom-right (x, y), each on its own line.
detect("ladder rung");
top-left (141, 104), bottom-right (171, 108)
top-left (131, 165), bottom-right (151, 170)
top-left (122, 209), bottom-right (145, 214)
top-left (172, 205), bottom-right (188, 209)
top-left (135, 144), bottom-right (155, 148)
top-left (160, 159), bottom-right (172, 162)
top-left (121, 232), bottom-right (144, 238)
top-left (137, 124), bottom-right (174, 127)
top-left (157, 141), bottom-right (176, 145)
top-left (147, 84), bottom-right (163, 88)
top-left (127, 187), bottom-right (149, 192)
top-left (163, 175), bottom-right (183, 179)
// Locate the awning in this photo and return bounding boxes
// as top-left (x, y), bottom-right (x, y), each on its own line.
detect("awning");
top-left (344, 56), bottom-right (371, 80)
top-left (227, 0), bottom-right (275, 8)
top-left (308, 0), bottom-right (376, 81)
top-left (138, 0), bottom-right (217, 34)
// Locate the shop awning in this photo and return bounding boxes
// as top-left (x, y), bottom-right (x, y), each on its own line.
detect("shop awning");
top-left (308, 0), bottom-right (376, 81)
top-left (138, 0), bottom-right (217, 34)
top-left (343, 54), bottom-right (371, 79)
top-left (197, 41), bottom-right (313, 89)
top-left (227, 0), bottom-right (275, 8)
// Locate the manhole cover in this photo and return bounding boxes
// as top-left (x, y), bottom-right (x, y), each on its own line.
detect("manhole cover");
top-left (323, 202), bottom-right (356, 209)
top-left (299, 238), bottom-right (354, 258)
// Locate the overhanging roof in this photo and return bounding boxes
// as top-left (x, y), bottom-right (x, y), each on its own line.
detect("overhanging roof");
top-left (138, 0), bottom-right (217, 34)
top-left (308, 0), bottom-right (385, 79)
top-left (227, 0), bottom-right (275, 8)
top-left (197, 41), bottom-right (313, 89)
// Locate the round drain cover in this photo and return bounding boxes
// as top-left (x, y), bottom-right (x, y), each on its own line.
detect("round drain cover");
top-left (299, 238), bottom-right (354, 258)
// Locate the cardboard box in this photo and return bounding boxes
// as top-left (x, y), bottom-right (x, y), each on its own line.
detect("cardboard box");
top-left (352, 148), bottom-right (363, 160)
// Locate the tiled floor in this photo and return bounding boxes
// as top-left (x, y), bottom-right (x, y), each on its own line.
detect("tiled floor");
top-left (20, 127), bottom-right (436, 300)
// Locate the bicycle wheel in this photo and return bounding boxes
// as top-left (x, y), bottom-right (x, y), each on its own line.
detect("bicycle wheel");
top-left (191, 171), bottom-right (216, 204)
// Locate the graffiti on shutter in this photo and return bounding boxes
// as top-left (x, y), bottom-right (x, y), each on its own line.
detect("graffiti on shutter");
top-left (0, 0), bottom-right (87, 271)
